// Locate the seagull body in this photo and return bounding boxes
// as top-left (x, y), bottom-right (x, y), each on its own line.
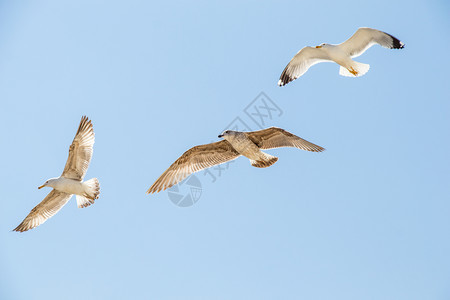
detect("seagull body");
top-left (39, 177), bottom-right (92, 196)
top-left (278, 27), bottom-right (405, 86)
top-left (13, 116), bottom-right (100, 232)
top-left (221, 131), bottom-right (267, 163)
top-left (147, 127), bottom-right (324, 194)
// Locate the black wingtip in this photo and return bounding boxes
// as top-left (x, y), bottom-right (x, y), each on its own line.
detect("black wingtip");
top-left (388, 33), bottom-right (405, 49)
top-left (278, 63), bottom-right (295, 87)
top-left (278, 72), bottom-right (292, 87)
top-left (392, 37), bottom-right (405, 49)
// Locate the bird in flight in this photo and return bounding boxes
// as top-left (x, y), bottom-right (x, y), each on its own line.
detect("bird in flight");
top-left (278, 27), bottom-right (405, 86)
top-left (147, 127), bottom-right (324, 194)
top-left (13, 116), bottom-right (100, 232)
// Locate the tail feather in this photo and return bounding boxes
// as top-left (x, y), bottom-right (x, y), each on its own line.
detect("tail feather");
top-left (76, 195), bottom-right (95, 208)
top-left (339, 61), bottom-right (370, 77)
top-left (250, 153), bottom-right (278, 168)
top-left (78, 178), bottom-right (100, 208)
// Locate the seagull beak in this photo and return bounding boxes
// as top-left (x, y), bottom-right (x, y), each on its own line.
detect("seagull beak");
top-left (38, 184), bottom-right (45, 189)
top-left (218, 134), bottom-right (223, 138)
top-left (315, 45), bottom-right (322, 49)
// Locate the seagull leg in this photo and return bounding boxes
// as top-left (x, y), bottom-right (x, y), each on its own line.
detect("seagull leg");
top-left (348, 67), bottom-right (358, 76)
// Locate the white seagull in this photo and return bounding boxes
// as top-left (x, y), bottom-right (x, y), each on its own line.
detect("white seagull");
top-left (278, 27), bottom-right (405, 86)
top-left (13, 116), bottom-right (100, 232)
top-left (147, 127), bottom-right (324, 194)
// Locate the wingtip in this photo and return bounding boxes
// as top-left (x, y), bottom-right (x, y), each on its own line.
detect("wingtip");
top-left (387, 33), bottom-right (405, 49)
top-left (393, 40), bottom-right (405, 49)
top-left (12, 225), bottom-right (27, 233)
top-left (146, 187), bottom-right (156, 195)
top-left (278, 75), bottom-right (294, 87)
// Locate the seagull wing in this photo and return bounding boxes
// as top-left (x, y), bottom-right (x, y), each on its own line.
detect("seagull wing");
top-left (61, 116), bottom-right (95, 181)
top-left (338, 27), bottom-right (405, 58)
top-left (13, 190), bottom-right (72, 232)
top-left (246, 127), bottom-right (325, 152)
top-left (278, 46), bottom-right (331, 86)
top-left (147, 140), bottom-right (240, 194)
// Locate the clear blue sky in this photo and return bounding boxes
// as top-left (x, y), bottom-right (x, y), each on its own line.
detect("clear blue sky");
top-left (1, 1), bottom-right (449, 299)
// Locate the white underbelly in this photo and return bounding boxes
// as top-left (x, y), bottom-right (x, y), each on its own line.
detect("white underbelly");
top-left (329, 48), bottom-right (353, 67)
top-left (54, 177), bottom-right (85, 195)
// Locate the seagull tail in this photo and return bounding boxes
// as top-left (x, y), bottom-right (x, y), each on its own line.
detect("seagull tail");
top-left (77, 178), bottom-right (100, 208)
top-left (339, 61), bottom-right (370, 77)
top-left (250, 153), bottom-right (278, 168)
top-left (76, 195), bottom-right (96, 208)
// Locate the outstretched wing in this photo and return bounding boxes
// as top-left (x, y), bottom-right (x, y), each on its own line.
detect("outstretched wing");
top-left (61, 116), bottom-right (95, 181)
top-left (13, 190), bottom-right (72, 232)
top-left (147, 140), bottom-right (240, 194)
top-left (338, 27), bottom-right (405, 58)
top-left (278, 46), bottom-right (331, 86)
top-left (246, 127), bottom-right (325, 152)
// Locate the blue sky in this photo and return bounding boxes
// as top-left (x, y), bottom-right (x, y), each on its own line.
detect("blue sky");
top-left (0, 1), bottom-right (449, 299)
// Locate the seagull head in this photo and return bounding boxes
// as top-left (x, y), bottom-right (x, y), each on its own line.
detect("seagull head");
top-left (218, 130), bottom-right (237, 139)
top-left (315, 43), bottom-right (328, 49)
top-left (38, 178), bottom-right (58, 189)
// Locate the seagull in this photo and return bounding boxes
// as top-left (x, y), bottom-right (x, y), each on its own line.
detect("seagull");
top-left (278, 27), bottom-right (405, 86)
top-left (13, 116), bottom-right (100, 232)
top-left (147, 127), bottom-right (324, 194)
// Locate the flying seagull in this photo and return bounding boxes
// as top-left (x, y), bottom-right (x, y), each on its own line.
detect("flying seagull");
top-left (147, 127), bottom-right (324, 194)
top-left (13, 116), bottom-right (100, 232)
top-left (278, 27), bottom-right (405, 86)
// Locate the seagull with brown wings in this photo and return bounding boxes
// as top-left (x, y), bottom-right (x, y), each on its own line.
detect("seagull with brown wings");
top-left (147, 127), bottom-right (324, 194)
top-left (13, 116), bottom-right (100, 232)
